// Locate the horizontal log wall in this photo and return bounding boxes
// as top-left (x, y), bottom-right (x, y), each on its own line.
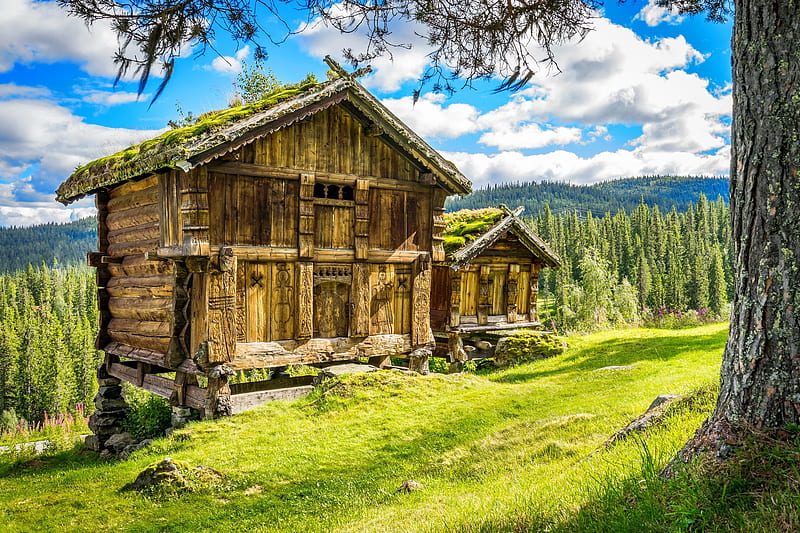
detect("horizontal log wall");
top-left (104, 175), bottom-right (175, 367)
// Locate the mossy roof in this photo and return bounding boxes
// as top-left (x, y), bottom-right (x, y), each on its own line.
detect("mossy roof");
top-left (56, 76), bottom-right (471, 204)
top-left (444, 205), bottom-right (561, 270)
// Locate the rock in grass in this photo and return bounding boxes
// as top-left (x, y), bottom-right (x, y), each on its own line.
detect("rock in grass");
top-left (493, 331), bottom-right (567, 368)
top-left (397, 480), bottom-right (424, 493)
top-left (122, 457), bottom-right (223, 493)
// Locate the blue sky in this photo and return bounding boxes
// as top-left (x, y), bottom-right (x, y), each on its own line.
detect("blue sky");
top-left (0, 0), bottom-right (732, 226)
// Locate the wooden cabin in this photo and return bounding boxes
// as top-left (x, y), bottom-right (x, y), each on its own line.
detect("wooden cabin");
top-left (56, 67), bottom-right (470, 418)
top-left (429, 206), bottom-right (561, 362)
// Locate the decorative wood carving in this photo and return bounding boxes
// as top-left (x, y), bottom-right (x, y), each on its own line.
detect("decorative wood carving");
top-left (370, 266), bottom-right (394, 335)
top-left (297, 262), bottom-right (314, 338)
top-left (449, 272), bottom-right (462, 328)
top-left (431, 189), bottom-right (447, 262)
top-left (411, 257), bottom-right (433, 346)
top-left (477, 265), bottom-right (490, 326)
top-left (298, 173), bottom-right (315, 258)
top-left (354, 178), bottom-right (370, 259)
top-left (506, 264), bottom-right (520, 323)
top-left (314, 281), bottom-right (349, 338)
top-left (530, 265), bottom-right (541, 322)
top-left (180, 167), bottom-right (210, 256)
top-left (350, 262), bottom-right (371, 336)
top-left (207, 248), bottom-right (237, 363)
top-left (272, 262), bottom-right (295, 339)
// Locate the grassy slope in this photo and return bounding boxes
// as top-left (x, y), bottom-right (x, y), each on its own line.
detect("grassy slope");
top-left (0, 324), bottom-right (727, 532)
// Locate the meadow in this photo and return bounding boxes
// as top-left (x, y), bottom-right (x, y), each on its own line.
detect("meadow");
top-left (0, 324), bottom-right (733, 532)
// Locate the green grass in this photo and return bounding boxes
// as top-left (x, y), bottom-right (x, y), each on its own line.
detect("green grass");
top-left (0, 324), bottom-right (729, 532)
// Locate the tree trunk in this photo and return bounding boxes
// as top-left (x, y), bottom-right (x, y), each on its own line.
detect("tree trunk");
top-left (680, 0), bottom-right (800, 461)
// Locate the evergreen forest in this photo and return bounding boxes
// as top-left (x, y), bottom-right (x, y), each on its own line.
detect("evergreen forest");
top-left (533, 193), bottom-right (732, 331)
top-left (0, 264), bottom-right (101, 426)
top-left (447, 176), bottom-right (729, 216)
top-left (0, 218), bottom-right (96, 273)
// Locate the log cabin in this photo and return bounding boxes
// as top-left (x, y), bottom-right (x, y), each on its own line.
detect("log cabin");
top-left (56, 63), bottom-right (470, 419)
top-left (429, 205), bottom-right (561, 363)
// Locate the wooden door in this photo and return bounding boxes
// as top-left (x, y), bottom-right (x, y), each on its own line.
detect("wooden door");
top-left (313, 264), bottom-right (352, 338)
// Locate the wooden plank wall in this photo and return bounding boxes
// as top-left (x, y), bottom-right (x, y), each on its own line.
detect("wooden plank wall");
top-left (209, 174), bottom-right (298, 247)
top-left (249, 106), bottom-right (419, 181)
top-left (105, 176), bottom-right (174, 362)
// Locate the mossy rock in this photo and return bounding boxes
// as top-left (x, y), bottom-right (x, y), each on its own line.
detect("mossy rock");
top-left (122, 457), bottom-right (224, 494)
top-left (493, 331), bottom-right (568, 368)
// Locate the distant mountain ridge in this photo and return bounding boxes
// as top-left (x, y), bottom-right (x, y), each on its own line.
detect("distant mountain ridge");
top-left (0, 217), bottom-right (96, 273)
top-left (446, 176), bottom-right (730, 215)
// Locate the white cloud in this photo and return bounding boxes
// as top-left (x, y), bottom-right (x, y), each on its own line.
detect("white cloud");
top-left (82, 90), bottom-right (145, 105)
top-left (209, 46), bottom-right (250, 74)
top-left (0, 0), bottom-right (120, 77)
top-left (297, 7), bottom-right (434, 92)
top-left (635, 0), bottom-right (685, 27)
top-left (446, 146), bottom-right (729, 188)
top-left (382, 93), bottom-right (481, 138)
top-left (0, 83), bottom-right (51, 99)
top-left (479, 123), bottom-right (583, 150)
top-left (0, 94), bottom-right (163, 214)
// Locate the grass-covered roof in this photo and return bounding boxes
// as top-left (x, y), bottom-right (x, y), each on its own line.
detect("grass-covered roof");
top-left (444, 205), bottom-right (561, 270)
top-left (443, 208), bottom-right (504, 255)
top-left (57, 72), bottom-right (471, 204)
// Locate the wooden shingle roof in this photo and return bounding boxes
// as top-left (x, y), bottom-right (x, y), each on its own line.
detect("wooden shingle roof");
top-left (448, 205), bottom-right (561, 270)
top-left (57, 74), bottom-right (471, 204)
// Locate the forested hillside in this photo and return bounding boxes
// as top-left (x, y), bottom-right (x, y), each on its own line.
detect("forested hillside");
top-left (447, 176), bottom-right (729, 215)
top-left (0, 264), bottom-right (100, 424)
top-left (532, 194), bottom-right (731, 331)
top-left (0, 218), bottom-right (96, 273)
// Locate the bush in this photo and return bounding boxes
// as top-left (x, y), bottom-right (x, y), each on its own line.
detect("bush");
top-left (493, 331), bottom-right (567, 368)
top-left (123, 393), bottom-right (172, 441)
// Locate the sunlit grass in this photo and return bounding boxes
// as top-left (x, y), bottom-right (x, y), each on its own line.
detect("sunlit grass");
top-left (0, 323), bottom-right (728, 532)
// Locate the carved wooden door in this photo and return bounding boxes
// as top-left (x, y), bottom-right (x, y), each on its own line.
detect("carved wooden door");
top-left (313, 265), bottom-right (352, 338)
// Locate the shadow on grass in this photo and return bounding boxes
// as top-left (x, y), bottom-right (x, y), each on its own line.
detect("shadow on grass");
top-left (491, 328), bottom-right (727, 385)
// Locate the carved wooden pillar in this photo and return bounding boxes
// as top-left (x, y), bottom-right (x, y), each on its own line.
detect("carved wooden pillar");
top-left (350, 262), bottom-right (371, 337)
top-left (354, 179), bottom-right (369, 260)
top-left (166, 260), bottom-right (189, 368)
top-left (431, 189), bottom-right (447, 262)
top-left (180, 167), bottom-right (210, 256)
top-left (449, 271), bottom-right (462, 328)
top-left (297, 262), bottom-right (314, 338)
top-left (298, 173), bottom-right (315, 259)
top-left (530, 265), bottom-right (541, 322)
top-left (207, 248), bottom-right (237, 364)
top-left (477, 265), bottom-right (491, 326)
top-left (411, 256), bottom-right (433, 347)
top-left (186, 256), bottom-right (209, 361)
top-left (506, 264), bottom-right (520, 323)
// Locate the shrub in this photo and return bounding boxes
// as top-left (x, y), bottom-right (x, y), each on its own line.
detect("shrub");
top-left (123, 393), bottom-right (172, 441)
top-left (493, 331), bottom-right (567, 368)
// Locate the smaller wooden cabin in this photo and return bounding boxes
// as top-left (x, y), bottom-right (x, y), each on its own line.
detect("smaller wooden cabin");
top-left (56, 65), bottom-right (470, 420)
top-left (430, 205), bottom-right (561, 361)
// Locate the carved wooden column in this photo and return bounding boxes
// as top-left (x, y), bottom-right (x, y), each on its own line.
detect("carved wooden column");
top-left (411, 256), bottom-right (433, 347)
top-left (449, 271), bottom-right (462, 328)
top-left (166, 260), bottom-right (189, 368)
top-left (297, 262), bottom-right (314, 338)
top-left (350, 263), bottom-right (371, 337)
top-left (431, 189), bottom-right (447, 262)
top-left (180, 167), bottom-right (210, 256)
top-left (506, 264), bottom-right (519, 323)
top-left (207, 248), bottom-right (237, 364)
top-left (298, 173), bottom-right (315, 259)
top-left (530, 264), bottom-right (541, 322)
top-left (477, 265), bottom-right (491, 326)
top-left (354, 179), bottom-right (369, 260)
